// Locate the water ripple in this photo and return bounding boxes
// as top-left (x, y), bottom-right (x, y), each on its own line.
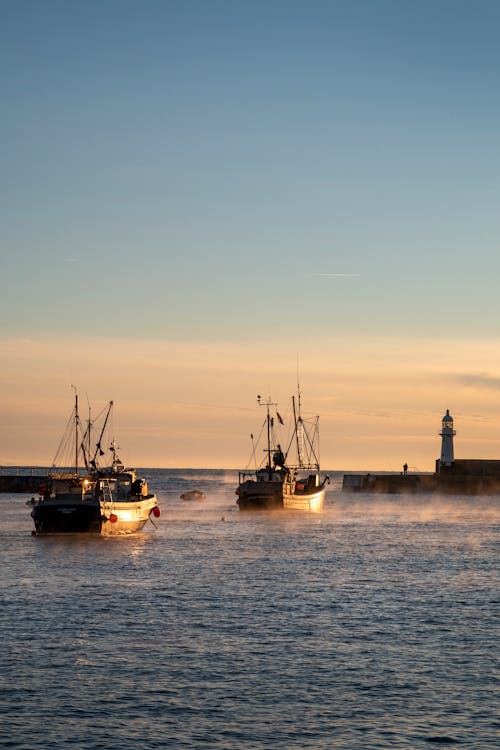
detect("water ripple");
top-left (0, 475), bottom-right (498, 748)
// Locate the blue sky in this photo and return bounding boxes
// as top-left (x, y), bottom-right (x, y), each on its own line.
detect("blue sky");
top-left (2, 0), bottom-right (500, 342)
top-left (2, 1), bottom-right (500, 468)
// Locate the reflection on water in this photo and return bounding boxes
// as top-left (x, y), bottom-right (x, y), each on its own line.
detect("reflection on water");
top-left (0, 469), bottom-right (498, 749)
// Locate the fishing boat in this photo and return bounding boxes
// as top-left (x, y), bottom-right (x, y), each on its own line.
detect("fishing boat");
top-left (236, 390), bottom-right (329, 512)
top-left (281, 392), bottom-right (329, 513)
top-left (31, 393), bottom-right (160, 535)
top-left (236, 395), bottom-right (287, 510)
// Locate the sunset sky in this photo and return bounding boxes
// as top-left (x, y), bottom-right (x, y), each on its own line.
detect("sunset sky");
top-left (2, 1), bottom-right (500, 470)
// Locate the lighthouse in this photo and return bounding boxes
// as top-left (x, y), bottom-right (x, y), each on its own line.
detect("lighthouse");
top-left (440, 409), bottom-right (455, 467)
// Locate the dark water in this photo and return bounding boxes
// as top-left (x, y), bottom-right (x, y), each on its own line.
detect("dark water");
top-left (0, 469), bottom-right (498, 749)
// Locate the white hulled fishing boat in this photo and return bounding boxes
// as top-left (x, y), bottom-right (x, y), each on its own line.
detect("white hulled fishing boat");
top-left (281, 390), bottom-right (329, 513)
top-left (236, 388), bottom-right (329, 512)
top-left (31, 393), bottom-right (160, 535)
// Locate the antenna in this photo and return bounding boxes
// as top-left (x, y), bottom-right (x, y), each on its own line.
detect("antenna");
top-left (296, 355), bottom-right (302, 417)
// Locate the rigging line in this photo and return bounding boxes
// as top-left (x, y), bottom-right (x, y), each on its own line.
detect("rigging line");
top-left (92, 401), bottom-right (113, 465)
top-left (244, 420), bottom-right (266, 470)
top-left (281, 394), bottom-right (298, 465)
top-left (51, 409), bottom-right (86, 470)
top-left (304, 426), bottom-right (320, 467)
top-left (51, 408), bottom-right (76, 466)
top-left (251, 433), bottom-right (257, 471)
top-left (281, 421), bottom-right (293, 464)
top-left (280, 396), bottom-right (295, 463)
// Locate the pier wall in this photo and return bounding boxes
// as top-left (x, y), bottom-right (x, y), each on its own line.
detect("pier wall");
top-left (0, 475), bottom-right (46, 493)
top-left (343, 472), bottom-right (500, 494)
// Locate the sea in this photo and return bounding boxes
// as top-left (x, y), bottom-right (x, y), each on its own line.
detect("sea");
top-left (0, 468), bottom-right (498, 749)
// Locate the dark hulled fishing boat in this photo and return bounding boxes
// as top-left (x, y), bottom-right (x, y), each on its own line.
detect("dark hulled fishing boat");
top-left (33, 474), bottom-right (102, 533)
top-left (31, 393), bottom-right (160, 535)
top-left (236, 396), bottom-right (287, 510)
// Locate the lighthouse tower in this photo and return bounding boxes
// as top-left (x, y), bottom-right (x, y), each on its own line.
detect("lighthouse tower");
top-left (439, 409), bottom-right (456, 467)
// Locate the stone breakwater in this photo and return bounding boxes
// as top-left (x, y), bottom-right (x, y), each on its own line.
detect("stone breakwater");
top-left (343, 471), bottom-right (500, 494)
top-left (0, 475), bottom-right (45, 493)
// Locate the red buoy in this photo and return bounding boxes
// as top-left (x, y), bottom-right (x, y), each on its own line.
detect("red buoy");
top-left (109, 513), bottom-right (118, 523)
top-left (152, 506), bottom-right (160, 518)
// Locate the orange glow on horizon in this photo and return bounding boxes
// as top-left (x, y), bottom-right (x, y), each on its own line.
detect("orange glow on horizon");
top-left (2, 333), bottom-right (500, 470)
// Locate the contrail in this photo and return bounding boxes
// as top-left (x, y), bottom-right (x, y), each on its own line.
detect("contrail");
top-left (306, 273), bottom-right (360, 277)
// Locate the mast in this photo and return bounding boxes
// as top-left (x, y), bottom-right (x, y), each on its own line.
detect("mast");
top-left (297, 372), bottom-right (302, 419)
top-left (71, 385), bottom-right (80, 474)
top-left (296, 363), bottom-right (305, 467)
top-left (92, 400), bottom-right (113, 470)
top-left (75, 391), bottom-right (79, 473)
top-left (292, 395), bottom-right (299, 466)
top-left (292, 395), bottom-right (305, 468)
top-left (258, 394), bottom-right (276, 470)
top-left (79, 397), bottom-right (92, 472)
top-left (83, 397), bottom-right (92, 471)
top-left (86, 396), bottom-right (92, 468)
top-left (266, 402), bottom-right (271, 469)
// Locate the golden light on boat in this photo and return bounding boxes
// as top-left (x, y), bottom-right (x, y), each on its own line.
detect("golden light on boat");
top-left (117, 510), bottom-right (134, 522)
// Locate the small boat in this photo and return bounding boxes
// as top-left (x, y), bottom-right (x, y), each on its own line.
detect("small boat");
top-left (31, 394), bottom-right (160, 535)
top-left (180, 490), bottom-right (206, 501)
top-left (236, 389), bottom-right (329, 512)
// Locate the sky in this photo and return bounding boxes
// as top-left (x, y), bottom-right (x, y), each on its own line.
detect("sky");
top-left (1, 0), bottom-right (500, 470)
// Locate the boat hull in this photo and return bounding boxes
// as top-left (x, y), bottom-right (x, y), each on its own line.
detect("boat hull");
top-left (283, 486), bottom-right (326, 512)
top-left (282, 472), bottom-right (328, 512)
top-left (32, 494), bottom-right (159, 535)
top-left (31, 498), bottom-right (103, 534)
top-left (100, 495), bottom-right (159, 535)
top-left (236, 480), bottom-right (284, 511)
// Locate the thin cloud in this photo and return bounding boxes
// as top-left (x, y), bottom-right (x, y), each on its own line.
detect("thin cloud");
top-left (176, 401), bottom-right (254, 413)
top-left (455, 373), bottom-right (500, 390)
top-left (306, 272), bottom-right (360, 277)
